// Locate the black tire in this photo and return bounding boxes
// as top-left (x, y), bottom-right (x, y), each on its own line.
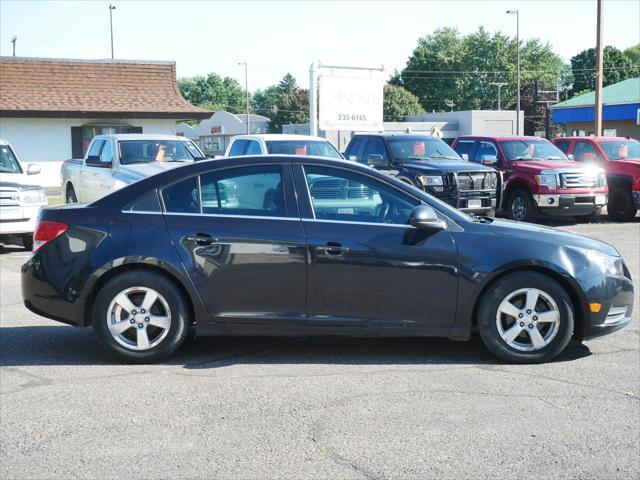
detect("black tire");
top-left (477, 271), bottom-right (574, 364)
top-left (575, 207), bottom-right (602, 223)
top-left (65, 185), bottom-right (77, 204)
top-left (608, 187), bottom-right (637, 222)
top-left (507, 189), bottom-right (537, 223)
top-left (92, 270), bottom-right (190, 363)
top-left (22, 235), bottom-right (33, 251)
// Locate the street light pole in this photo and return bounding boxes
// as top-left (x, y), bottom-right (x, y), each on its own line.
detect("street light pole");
top-left (238, 62), bottom-right (249, 134)
top-left (507, 9), bottom-right (520, 134)
top-left (594, 0), bottom-right (604, 136)
top-left (11, 36), bottom-right (16, 56)
top-left (109, 4), bottom-right (116, 59)
top-left (490, 82), bottom-right (507, 110)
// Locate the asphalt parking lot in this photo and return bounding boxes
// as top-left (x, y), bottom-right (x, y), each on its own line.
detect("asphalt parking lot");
top-left (1, 219), bottom-right (638, 480)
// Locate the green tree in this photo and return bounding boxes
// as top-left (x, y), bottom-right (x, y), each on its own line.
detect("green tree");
top-left (178, 73), bottom-right (246, 113)
top-left (624, 44), bottom-right (640, 64)
top-left (570, 46), bottom-right (639, 95)
top-left (252, 74), bottom-right (309, 132)
top-left (383, 84), bottom-right (424, 121)
top-left (393, 27), bottom-right (564, 133)
top-left (278, 73), bottom-right (299, 94)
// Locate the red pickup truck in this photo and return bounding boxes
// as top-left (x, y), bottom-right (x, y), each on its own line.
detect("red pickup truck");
top-left (452, 136), bottom-right (608, 223)
top-left (552, 136), bottom-right (640, 222)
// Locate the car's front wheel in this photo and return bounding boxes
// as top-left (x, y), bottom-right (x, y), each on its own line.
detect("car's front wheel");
top-left (477, 272), bottom-right (574, 363)
top-left (92, 271), bottom-right (190, 363)
top-left (507, 189), bottom-right (537, 223)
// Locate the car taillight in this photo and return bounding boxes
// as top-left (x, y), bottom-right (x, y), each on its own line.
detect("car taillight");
top-left (33, 221), bottom-right (68, 252)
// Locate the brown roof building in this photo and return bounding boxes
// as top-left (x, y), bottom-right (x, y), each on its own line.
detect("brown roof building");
top-left (0, 57), bottom-right (211, 173)
top-left (0, 57), bottom-right (210, 119)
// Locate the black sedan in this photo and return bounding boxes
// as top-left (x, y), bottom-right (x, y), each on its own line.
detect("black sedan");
top-left (22, 155), bottom-right (634, 363)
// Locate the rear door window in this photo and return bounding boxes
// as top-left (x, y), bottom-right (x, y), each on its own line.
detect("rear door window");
top-left (162, 177), bottom-right (199, 214)
top-left (228, 140), bottom-right (248, 156)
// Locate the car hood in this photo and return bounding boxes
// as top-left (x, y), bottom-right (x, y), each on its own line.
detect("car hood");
top-left (489, 219), bottom-right (619, 257)
top-left (397, 159), bottom-right (495, 173)
top-left (0, 172), bottom-right (41, 189)
top-left (508, 160), bottom-right (589, 172)
top-left (118, 162), bottom-right (191, 182)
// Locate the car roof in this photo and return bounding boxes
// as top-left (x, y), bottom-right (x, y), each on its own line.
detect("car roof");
top-left (352, 132), bottom-right (443, 140)
top-left (94, 134), bottom-right (192, 141)
top-left (0, 138), bottom-right (9, 146)
top-left (232, 134), bottom-right (332, 142)
top-left (456, 135), bottom-right (545, 141)
top-left (556, 136), bottom-right (638, 142)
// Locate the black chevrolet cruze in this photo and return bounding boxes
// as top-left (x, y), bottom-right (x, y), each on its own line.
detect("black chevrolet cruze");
top-left (22, 156), bottom-right (634, 363)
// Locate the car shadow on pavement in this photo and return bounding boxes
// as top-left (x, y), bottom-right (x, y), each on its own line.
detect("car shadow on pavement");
top-left (0, 325), bottom-right (592, 368)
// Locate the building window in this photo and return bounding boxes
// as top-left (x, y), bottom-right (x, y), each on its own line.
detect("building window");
top-left (81, 125), bottom-right (140, 155)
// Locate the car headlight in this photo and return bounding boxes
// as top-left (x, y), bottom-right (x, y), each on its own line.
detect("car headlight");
top-left (597, 172), bottom-right (607, 188)
top-left (587, 250), bottom-right (624, 276)
top-left (20, 188), bottom-right (46, 204)
top-left (534, 173), bottom-right (557, 190)
top-left (485, 173), bottom-right (498, 189)
top-left (417, 175), bottom-right (444, 187)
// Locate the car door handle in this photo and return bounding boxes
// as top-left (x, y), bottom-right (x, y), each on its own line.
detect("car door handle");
top-left (315, 242), bottom-right (348, 256)
top-left (185, 233), bottom-right (216, 246)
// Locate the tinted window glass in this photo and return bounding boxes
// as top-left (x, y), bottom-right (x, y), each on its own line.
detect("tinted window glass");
top-left (387, 137), bottom-right (460, 161)
top-left (228, 140), bottom-right (248, 156)
top-left (88, 139), bottom-right (105, 157)
top-left (554, 140), bottom-right (570, 154)
top-left (265, 140), bottom-right (342, 159)
top-left (100, 140), bottom-right (114, 164)
top-left (476, 141), bottom-right (498, 161)
top-left (0, 145), bottom-right (22, 174)
top-left (573, 141), bottom-right (603, 162)
top-left (346, 137), bottom-right (365, 159)
top-left (127, 190), bottom-right (161, 212)
top-left (304, 166), bottom-right (418, 224)
top-left (598, 140), bottom-right (639, 160)
top-left (200, 165), bottom-right (285, 217)
top-left (454, 140), bottom-right (475, 160)
top-left (362, 138), bottom-right (387, 163)
top-left (162, 176), bottom-right (199, 213)
top-left (245, 140), bottom-right (262, 155)
top-left (119, 140), bottom-right (196, 165)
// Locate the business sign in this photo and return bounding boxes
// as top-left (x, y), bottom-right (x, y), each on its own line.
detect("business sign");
top-left (318, 76), bottom-right (383, 131)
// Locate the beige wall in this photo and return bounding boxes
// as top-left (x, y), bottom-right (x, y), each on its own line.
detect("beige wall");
top-left (561, 121), bottom-right (640, 140)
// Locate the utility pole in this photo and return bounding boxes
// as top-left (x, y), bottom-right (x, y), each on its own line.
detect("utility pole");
top-left (507, 9), bottom-right (521, 134)
top-left (109, 4), bottom-right (116, 59)
top-left (490, 82), bottom-right (507, 110)
top-left (11, 36), bottom-right (16, 56)
top-left (238, 62), bottom-right (250, 133)
top-left (309, 62), bottom-right (317, 136)
top-left (594, 0), bottom-right (604, 136)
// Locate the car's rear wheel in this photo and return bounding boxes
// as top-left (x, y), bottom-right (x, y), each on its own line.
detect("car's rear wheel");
top-left (477, 271), bottom-right (574, 363)
top-left (508, 189), bottom-right (537, 223)
top-left (92, 271), bottom-right (190, 363)
top-left (608, 187), bottom-right (637, 222)
top-left (66, 185), bottom-right (77, 204)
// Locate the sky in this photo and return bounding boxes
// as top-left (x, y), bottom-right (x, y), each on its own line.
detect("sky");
top-left (1, 0), bottom-right (638, 91)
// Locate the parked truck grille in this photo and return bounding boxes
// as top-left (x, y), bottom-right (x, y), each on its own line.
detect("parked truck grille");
top-left (0, 188), bottom-right (21, 207)
top-left (310, 179), bottom-right (374, 199)
top-left (456, 172), bottom-right (497, 191)
top-left (561, 172), bottom-right (599, 189)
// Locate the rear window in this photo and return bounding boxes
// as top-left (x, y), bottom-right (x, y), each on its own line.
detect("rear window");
top-left (265, 140), bottom-right (342, 159)
top-left (162, 177), bottom-right (199, 214)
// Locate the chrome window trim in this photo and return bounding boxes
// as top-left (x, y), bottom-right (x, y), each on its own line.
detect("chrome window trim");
top-left (121, 210), bottom-right (163, 215)
top-left (304, 218), bottom-right (417, 229)
top-left (162, 212), bottom-right (301, 221)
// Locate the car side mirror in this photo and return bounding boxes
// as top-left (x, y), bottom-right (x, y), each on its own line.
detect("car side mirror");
top-left (26, 163), bottom-right (41, 175)
top-left (347, 155), bottom-right (358, 161)
top-left (368, 154), bottom-right (389, 168)
top-left (460, 153), bottom-right (469, 161)
top-left (480, 155), bottom-right (498, 165)
top-left (567, 154), bottom-right (575, 161)
top-left (408, 205), bottom-right (447, 230)
top-left (86, 155), bottom-right (111, 168)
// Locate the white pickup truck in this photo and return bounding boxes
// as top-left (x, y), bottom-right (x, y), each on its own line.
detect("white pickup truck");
top-left (225, 134), bottom-right (344, 159)
top-left (61, 134), bottom-right (206, 204)
top-left (0, 139), bottom-right (47, 250)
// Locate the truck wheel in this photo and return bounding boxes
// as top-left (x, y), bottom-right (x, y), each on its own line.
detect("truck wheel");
top-left (477, 271), bottom-right (574, 364)
top-left (66, 185), bottom-right (77, 204)
top-left (92, 271), bottom-right (191, 363)
top-left (22, 235), bottom-right (33, 251)
top-left (608, 187), bottom-right (637, 222)
top-left (507, 189), bottom-right (537, 223)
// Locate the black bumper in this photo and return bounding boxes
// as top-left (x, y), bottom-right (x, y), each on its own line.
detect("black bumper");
top-left (582, 273), bottom-right (634, 340)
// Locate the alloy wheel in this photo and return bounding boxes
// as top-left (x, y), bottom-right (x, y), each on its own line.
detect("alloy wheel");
top-left (495, 287), bottom-right (560, 352)
top-left (106, 286), bottom-right (172, 351)
top-left (511, 196), bottom-right (527, 221)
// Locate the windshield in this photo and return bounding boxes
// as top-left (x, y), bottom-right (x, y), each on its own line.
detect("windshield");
top-left (0, 145), bottom-right (22, 174)
top-left (597, 140), bottom-right (640, 160)
top-left (387, 137), bottom-right (461, 161)
top-left (500, 139), bottom-right (567, 161)
top-left (265, 140), bottom-right (342, 159)
top-left (118, 140), bottom-right (202, 165)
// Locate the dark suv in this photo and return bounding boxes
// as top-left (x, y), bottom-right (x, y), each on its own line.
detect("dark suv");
top-left (344, 133), bottom-right (501, 215)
